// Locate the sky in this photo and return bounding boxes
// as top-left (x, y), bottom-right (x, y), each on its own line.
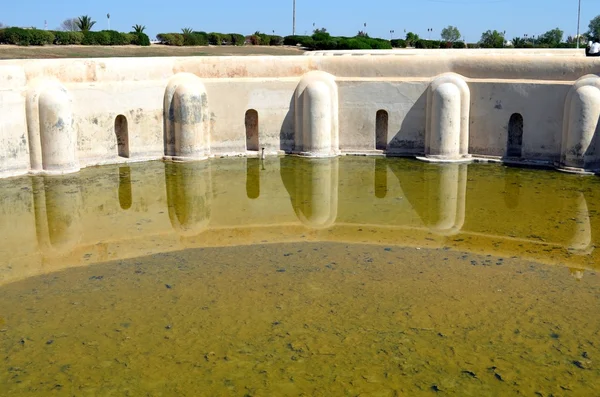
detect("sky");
top-left (0, 0), bottom-right (596, 43)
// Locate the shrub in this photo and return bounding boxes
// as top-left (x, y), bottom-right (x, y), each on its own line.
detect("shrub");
top-left (369, 38), bottom-right (392, 49)
top-left (0, 27), bottom-right (32, 46)
top-left (229, 33), bottom-right (245, 46)
top-left (208, 32), bottom-right (223, 45)
top-left (312, 31), bottom-right (331, 42)
top-left (130, 32), bottom-right (150, 46)
top-left (29, 29), bottom-right (54, 46)
top-left (247, 34), bottom-right (260, 45)
top-left (157, 33), bottom-right (184, 46)
top-left (415, 39), bottom-right (440, 49)
top-left (452, 41), bottom-right (466, 49)
top-left (82, 31), bottom-right (111, 45)
top-left (183, 33), bottom-right (201, 46)
top-left (467, 43), bottom-right (480, 48)
top-left (337, 38), bottom-right (370, 50)
top-left (54, 31), bottom-right (84, 45)
top-left (440, 41), bottom-right (453, 49)
top-left (269, 35), bottom-right (283, 46)
top-left (102, 30), bottom-right (130, 45)
top-left (284, 35), bottom-right (313, 47)
top-left (391, 39), bottom-right (406, 48)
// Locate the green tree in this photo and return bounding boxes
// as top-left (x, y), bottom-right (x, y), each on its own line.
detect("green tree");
top-left (181, 27), bottom-right (193, 34)
top-left (511, 37), bottom-right (526, 48)
top-left (405, 32), bottom-right (419, 46)
top-left (538, 28), bottom-right (563, 47)
top-left (440, 25), bottom-right (460, 42)
top-left (132, 24), bottom-right (146, 33)
top-left (588, 15), bottom-right (600, 39)
top-left (313, 27), bottom-right (327, 34)
top-left (75, 15), bottom-right (96, 32)
top-left (479, 30), bottom-right (504, 48)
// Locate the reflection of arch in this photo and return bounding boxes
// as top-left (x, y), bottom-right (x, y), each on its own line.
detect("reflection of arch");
top-left (246, 158), bottom-right (260, 199)
top-left (507, 113), bottom-right (523, 158)
top-left (376, 110), bottom-right (388, 151)
top-left (388, 161), bottom-right (466, 235)
top-left (165, 161), bottom-right (211, 236)
top-left (374, 158), bottom-right (388, 199)
top-left (33, 174), bottom-right (82, 255)
top-left (118, 166), bottom-right (132, 210)
top-left (567, 192), bottom-right (594, 255)
top-left (245, 109), bottom-right (259, 152)
top-left (115, 115), bottom-right (129, 158)
top-left (503, 168), bottom-right (521, 210)
top-left (280, 156), bottom-right (338, 229)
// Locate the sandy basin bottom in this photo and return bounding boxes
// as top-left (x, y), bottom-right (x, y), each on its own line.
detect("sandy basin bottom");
top-left (0, 242), bottom-right (599, 396)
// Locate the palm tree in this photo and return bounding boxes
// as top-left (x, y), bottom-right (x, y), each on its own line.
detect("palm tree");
top-left (132, 24), bottom-right (146, 33)
top-left (76, 15), bottom-right (96, 32)
top-left (181, 27), bottom-right (193, 34)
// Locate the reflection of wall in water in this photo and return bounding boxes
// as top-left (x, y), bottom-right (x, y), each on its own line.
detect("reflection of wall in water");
top-left (503, 168), bottom-right (521, 209)
top-left (33, 174), bottom-right (83, 254)
top-left (280, 157), bottom-right (338, 229)
top-left (246, 158), bottom-right (261, 199)
top-left (374, 158), bottom-right (388, 199)
top-left (567, 193), bottom-right (593, 255)
top-left (118, 166), bottom-right (133, 210)
top-left (165, 161), bottom-right (212, 236)
top-left (463, 167), bottom-right (596, 250)
top-left (389, 162), bottom-right (466, 235)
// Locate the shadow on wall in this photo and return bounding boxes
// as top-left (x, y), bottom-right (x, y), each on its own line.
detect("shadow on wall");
top-left (280, 156), bottom-right (338, 229)
top-left (279, 96), bottom-right (295, 153)
top-left (388, 90), bottom-right (428, 156)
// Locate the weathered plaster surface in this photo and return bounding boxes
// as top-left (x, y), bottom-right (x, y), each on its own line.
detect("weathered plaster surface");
top-left (1, 49), bottom-right (600, 177)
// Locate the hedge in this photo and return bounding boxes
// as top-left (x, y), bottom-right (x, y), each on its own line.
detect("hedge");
top-left (391, 39), bottom-right (406, 48)
top-left (0, 27), bottom-right (149, 46)
top-left (54, 31), bottom-right (84, 45)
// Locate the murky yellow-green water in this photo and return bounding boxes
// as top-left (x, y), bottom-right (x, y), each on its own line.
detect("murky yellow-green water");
top-left (1, 157), bottom-right (600, 396)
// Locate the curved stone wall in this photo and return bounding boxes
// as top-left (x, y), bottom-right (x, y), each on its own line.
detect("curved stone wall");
top-left (1, 52), bottom-right (600, 177)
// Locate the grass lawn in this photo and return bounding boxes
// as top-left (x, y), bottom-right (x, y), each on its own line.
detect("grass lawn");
top-left (0, 44), bottom-right (306, 59)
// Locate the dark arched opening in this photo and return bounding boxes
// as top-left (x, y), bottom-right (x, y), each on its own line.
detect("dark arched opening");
top-left (245, 109), bottom-right (259, 151)
top-left (376, 110), bottom-right (388, 151)
top-left (115, 115), bottom-right (129, 158)
top-left (507, 113), bottom-right (523, 158)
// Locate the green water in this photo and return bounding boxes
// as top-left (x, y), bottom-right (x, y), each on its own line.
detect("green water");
top-left (1, 157), bottom-right (599, 396)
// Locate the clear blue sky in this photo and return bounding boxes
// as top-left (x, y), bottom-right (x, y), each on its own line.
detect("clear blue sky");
top-left (0, 0), bottom-right (595, 42)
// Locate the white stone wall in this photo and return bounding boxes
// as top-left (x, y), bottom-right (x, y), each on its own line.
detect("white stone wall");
top-left (1, 51), bottom-right (600, 177)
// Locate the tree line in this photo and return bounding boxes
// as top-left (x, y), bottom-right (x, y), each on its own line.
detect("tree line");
top-left (2, 15), bottom-right (600, 49)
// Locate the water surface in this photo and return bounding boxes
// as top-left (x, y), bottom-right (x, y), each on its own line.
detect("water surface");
top-left (1, 157), bottom-right (599, 396)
